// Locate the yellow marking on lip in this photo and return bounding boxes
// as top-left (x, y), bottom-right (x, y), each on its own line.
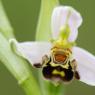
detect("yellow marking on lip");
top-left (52, 69), bottom-right (65, 77)
top-left (50, 62), bottom-right (59, 66)
top-left (50, 62), bottom-right (69, 69)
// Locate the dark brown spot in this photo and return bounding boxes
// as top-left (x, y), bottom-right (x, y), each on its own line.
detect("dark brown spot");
top-left (74, 71), bottom-right (80, 80)
top-left (33, 63), bottom-right (42, 68)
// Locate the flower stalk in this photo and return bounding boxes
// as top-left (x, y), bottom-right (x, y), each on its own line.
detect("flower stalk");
top-left (0, 0), bottom-right (14, 39)
top-left (36, 0), bottom-right (64, 95)
top-left (36, 0), bottom-right (59, 41)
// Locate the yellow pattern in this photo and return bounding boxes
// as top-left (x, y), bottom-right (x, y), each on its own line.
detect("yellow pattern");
top-left (52, 69), bottom-right (65, 77)
top-left (50, 62), bottom-right (69, 69)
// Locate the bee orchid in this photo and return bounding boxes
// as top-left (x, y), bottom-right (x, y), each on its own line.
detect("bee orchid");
top-left (10, 6), bottom-right (95, 86)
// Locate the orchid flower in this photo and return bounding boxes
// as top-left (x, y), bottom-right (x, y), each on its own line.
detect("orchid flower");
top-left (10, 6), bottom-right (95, 86)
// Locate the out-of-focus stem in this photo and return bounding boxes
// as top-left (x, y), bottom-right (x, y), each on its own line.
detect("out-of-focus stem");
top-left (0, 0), bottom-right (14, 39)
top-left (36, 0), bottom-right (59, 41)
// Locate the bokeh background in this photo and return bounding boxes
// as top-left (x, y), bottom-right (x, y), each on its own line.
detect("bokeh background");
top-left (0, 0), bottom-right (95, 95)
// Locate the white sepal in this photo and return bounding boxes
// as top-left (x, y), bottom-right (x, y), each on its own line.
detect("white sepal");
top-left (51, 6), bottom-right (82, 42)
top-left (10, 39), bottom-right (52, 65)
top-left (72, 46), bottom-right (95, 86)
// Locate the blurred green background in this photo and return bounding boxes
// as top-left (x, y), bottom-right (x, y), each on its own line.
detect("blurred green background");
top-left (0, 0), bottom-right (95, 95)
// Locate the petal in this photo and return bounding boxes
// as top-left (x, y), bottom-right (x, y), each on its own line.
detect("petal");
top-left (11, 40), bottom-right (52, 65)
top-left (51, 6), bottom-right (82, 42)
top-left (68, 28), bottom-right (78, 42)
top-left (51, 6), bottom-right (69, 39)
top-left (72, 46), bottom-right (95, 86)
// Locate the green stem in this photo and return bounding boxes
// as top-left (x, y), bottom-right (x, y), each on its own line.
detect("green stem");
top-left (36, 0), bottom-right (59, 41)
top-left (0, 0), bottom-right (14, 39)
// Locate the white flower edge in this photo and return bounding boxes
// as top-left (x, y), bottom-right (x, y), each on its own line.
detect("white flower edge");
top-left (51, 6), bottom-right (83, 42)
top-left (73, 46), bottom-right (95, 86)
top-left (9, 39), bottom-right (52, 65)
